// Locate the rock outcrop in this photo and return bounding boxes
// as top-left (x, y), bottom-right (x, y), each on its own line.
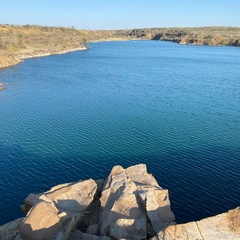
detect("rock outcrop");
top-left (157, 207), bottom-right (240, 240)
top-left (0, 83), bottom-right (4, 90)
top-left (127, 27), bottom-right (240, 47)
top-left (0, 164), bottom-right (239, 240)
top-left (17, 179), bottom-right (98, 240)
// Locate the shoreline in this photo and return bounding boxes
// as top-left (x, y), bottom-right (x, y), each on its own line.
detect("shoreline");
top-left (0, 45), bottom-right (87, 70)
top-left (1, 25), bottom-right (239, 71)
top-left (19, 45), bottom-right (87, 60)
top-left (0, 38), bottom-right (135, 70)
top-left (1, 37), bottom-right (239, 70)
top-left (0, 39), bottom-right (133, 70)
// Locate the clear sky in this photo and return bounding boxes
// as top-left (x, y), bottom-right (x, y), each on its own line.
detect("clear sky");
top-left (0, 0), bottom-right (240, 30)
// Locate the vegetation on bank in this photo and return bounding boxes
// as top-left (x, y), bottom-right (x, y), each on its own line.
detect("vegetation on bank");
top-left (1, 24), bottom-right (240, 69)
top-left (0, 24), bottom-right (124, 68)
top-left (127, 27), bottom-right (240, 46)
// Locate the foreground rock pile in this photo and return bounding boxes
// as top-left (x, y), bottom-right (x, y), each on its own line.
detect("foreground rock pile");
top-left (0, 164), bottom-right (239, 239)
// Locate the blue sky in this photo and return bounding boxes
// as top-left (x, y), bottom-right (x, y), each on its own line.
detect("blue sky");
top-left (0, 0), bottom-right (240, 29)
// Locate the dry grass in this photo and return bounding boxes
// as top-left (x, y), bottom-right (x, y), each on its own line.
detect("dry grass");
top-left (0, 24), bottom-right (131, 68)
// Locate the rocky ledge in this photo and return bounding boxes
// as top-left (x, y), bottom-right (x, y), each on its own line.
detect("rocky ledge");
top-left (0, 45), bottom-right (87, 70)
top-left (0, 164), bottom-right (239, 240)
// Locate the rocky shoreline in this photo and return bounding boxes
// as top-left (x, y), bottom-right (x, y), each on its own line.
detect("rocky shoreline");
top-left (0, 164), bottom-right (239, 240)
top-left (127, 27), bottom-right (240, 47)
top-left (0, 45), bottom-right (87, 70)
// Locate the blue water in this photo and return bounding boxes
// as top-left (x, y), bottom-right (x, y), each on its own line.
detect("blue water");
top-left (0, 41), bottom-right (240, 226)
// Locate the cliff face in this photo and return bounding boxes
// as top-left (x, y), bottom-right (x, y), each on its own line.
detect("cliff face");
top-left (127, 27), bottom-right (240, 47)
top-left (0, 164), bottom-right (239, 240)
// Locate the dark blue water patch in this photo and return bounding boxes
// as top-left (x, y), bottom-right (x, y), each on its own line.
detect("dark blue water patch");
top-left (0, 40), bottom-right (240, 225)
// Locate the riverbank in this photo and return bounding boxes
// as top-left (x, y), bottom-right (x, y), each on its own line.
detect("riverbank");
top-left (0, 24), bottom-right (99, 70)
top-left (0, 45), bottom-right (87, 69)
top-left (1, 25), bottom-right (240, 70)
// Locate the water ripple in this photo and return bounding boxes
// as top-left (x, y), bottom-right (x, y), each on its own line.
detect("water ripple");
top-left (0, 41), bottom-right (240, 225)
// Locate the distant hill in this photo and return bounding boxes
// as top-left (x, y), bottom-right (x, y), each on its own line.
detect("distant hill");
top-left (1, 25), bottom-right (240, 69)
top-left (126, 27), bottom-right (240, 46)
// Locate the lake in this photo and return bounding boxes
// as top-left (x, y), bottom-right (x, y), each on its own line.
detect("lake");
top-left (0, 40), bottom-right (240, 226)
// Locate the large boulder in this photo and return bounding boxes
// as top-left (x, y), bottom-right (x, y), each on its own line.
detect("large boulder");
top-left (21, 179), bottom-right (97, 216)
top-left (99, 164), bottom-right (175, 238)
top-left (18, 179), bottom-right (98, 240)
top-left (45, 179), bottom-right (97, 214)
top-left (19, 200), bottom-right (62, 240)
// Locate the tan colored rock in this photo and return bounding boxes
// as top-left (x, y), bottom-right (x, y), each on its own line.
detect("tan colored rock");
top-left (101, 167), bottom-right (125, 195)
top-left (227, 207), bottom-right (240, 233)
top-left (101, 165), bottom-right (125, 191)
top-left (48, 182), bottom-right (72, 193)
top-left (110, 217), bottom-right (147, 240)
top-left (145, 189), bottom-right (175, 233)
top-left (100, 164), bottom-right (159, 211)
top-left (197, 207), bottom-right (240, 240)
top-left (19, 200), bottom-right (62, 240)
top-left (159, 207), bottom-right (240, 240)
top-left (20, 183), bottom-right (72, 214)
top-left (126, 164), bottom-right (161, 188)
top-left (102, 181), bottom-right (144, 235)
top-left (21, 179), bottom-right (97, 215)
top-left (18, 179), bottom-right (98, 240)
top-left (157, 221), bottom-right (202, 240)
top-left (100, 169), bottom-right (128, 227)
top-left (110, 181), bottom-right (142, 218)
top-left (0, 83), bottom-right (3, 90)
top-left (100, 164), bottom-right (168, 237)
top-left (45, 179), bottom-right (97, 214)
top-left (21, 193), bottom-right (43, 214)
top-left (126, 164), bottom-right (147, 183)
top-left (142, 173), bottom-right (161, 189)
top-left (0, 218), bottom-right (23, 240)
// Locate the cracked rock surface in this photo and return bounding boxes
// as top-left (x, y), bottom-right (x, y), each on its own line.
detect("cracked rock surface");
top-left (0, 164), bottom-right (239, 240)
